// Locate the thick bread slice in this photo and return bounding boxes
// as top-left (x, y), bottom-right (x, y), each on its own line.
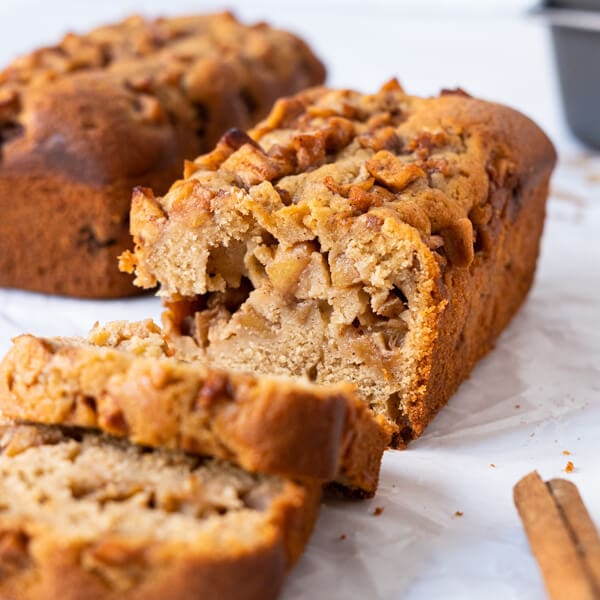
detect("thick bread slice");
top-left (0, 320), bottom-right (392, 496)
top-left (0, 422), bottom-right (321, 600)
top-left (121, 81), bottom-right (556, 446)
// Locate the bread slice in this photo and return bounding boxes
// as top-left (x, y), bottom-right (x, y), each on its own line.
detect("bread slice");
top-left (121, 81), bottom-right (556, 445)
top-left (0, 320), bottom-right (391, 496)
top-left (0, 421), bottom-right (320, 600)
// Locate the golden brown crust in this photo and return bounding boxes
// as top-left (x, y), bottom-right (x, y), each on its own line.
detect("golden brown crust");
top-left (378, 88), bottom-right (556, 442)
top-left (123, 82), bottom-right (556, 446)
top-left (0, 423), bottom-right (321, 600)
top-left (0, 12), bottom-right (325, 298)
top-left (403, 144), bottom-right (552, 443)
top-left (0, 320), bottom-right (390, 495)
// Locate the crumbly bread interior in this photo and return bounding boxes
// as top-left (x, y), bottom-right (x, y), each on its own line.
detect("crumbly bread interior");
top-left (87, 319), bottom-right (173, 358)
top-left (0, 423), bottom-right (286, 545)
top-left (123, 82), bottom-right (554, 441)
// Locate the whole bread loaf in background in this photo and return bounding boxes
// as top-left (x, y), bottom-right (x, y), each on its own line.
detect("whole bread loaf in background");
top-left (0, 12), bottom-right (325, 298)
top-left (122, 81), bottom-right (556, 446)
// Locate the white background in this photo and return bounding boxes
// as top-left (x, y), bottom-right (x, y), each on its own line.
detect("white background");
top-left (1, 2), bottom-right (599, 599)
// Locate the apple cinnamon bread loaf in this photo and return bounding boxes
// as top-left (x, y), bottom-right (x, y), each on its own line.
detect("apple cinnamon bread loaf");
top-left (121, 81), bottom-right (556, 446)
top-left (0, 320), bottom-right (390, 495)
top-left (0, 12), bottom-right (325, 298)
top-left (0, 422), bottom-right (320, 600)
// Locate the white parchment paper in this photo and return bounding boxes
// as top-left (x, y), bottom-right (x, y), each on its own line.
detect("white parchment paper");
top-left (0, 4), bottom-right (598, 598)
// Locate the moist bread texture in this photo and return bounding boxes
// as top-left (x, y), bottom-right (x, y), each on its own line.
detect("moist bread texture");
top-left (0, 422), bottom-right (321, 600)
top-left (0, 12), bottom-right (325, 298)
top-left (122, 81), bottom-right (556, 446)
top-left (0, 320), bottom-right (390, 495)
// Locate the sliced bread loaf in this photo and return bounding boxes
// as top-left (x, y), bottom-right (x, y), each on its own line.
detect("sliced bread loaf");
top-left (121, 82), bottom-right (556, 445)
top-left (0, 320), bottom-right (391, 496)
top-left (0, 422), bottom-right (320, 600)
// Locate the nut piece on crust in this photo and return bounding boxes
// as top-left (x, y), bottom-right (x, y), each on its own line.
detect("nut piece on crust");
top-left (123, 81), bottom-right (556, 446)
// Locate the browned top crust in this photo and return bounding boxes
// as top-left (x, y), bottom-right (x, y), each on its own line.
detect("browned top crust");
top-left (0, 12), bottom-right (325, 182)
top-left (122, 79), bottom-right (555, 296)
top-left (0, 422), bottom-right (321, 600)
top-left (0, 320), bottom-right (391, 496)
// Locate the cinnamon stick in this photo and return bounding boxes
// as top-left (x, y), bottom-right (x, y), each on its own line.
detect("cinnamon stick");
top-left (514, 471), bottom-right (600, 600)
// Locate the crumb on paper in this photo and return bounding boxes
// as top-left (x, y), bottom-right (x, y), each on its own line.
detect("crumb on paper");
top-left (454, 511), bottom-right (464, 517)
top-left (585, 171), bottom-right (600, 184)
top-left (339, 534), bottom-right (346, 541)
top-left (490, 463), bottom-right (496, 468)
top-left (515, 404), bottom-right (521, 409)
top-left (562, 450), bottom-right (571, 456)
top-left (551, 187), bottom-right (586, 207)
top-left (530, 432), bottom-right (535, 437)
top-left (372, 506), bottom-right (384, 517)
top-left (565, 461), bottom-right (575, 473)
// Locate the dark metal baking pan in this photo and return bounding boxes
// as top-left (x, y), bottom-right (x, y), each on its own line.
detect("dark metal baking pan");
top-left (546, 0), bottom-right (600, 10)
top-left (536, 1), bottom-right (600, 148)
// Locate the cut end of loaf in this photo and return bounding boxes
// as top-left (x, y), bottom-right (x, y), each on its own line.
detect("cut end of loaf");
top-left (160, 230), bottom-right (444, 445)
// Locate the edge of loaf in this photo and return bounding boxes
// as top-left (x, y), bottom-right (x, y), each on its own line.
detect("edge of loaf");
top-left (121, 81), bottom-right (556, 446)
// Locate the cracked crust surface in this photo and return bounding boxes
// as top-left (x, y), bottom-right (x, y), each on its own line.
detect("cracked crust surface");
top-left (0, 12), bottom-right (325, 298)
top-left (0, 319), bottom-right (391, 496)
top-left (122, 81), bottom-right (556, 445)
top-left (0, 422), bottom-right (321, 600)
